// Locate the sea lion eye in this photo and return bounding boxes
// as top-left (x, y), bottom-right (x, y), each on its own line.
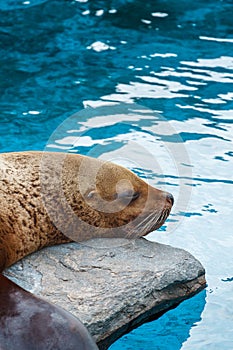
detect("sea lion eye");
top-left (131, 191), bottom-right (140, 201)
top-left (117, 190), bottom-right (139, 202)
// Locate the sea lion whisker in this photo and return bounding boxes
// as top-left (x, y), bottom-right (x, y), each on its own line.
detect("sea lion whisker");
top-left (137, 211), bottom-right (156, 227)
top-left (158, 209), bottom-right (168, 224)
top-left (134, 210), bottom-right (162, 234)
top-left (134, 211), bottom-right (158, 231)
top-left (147, 208), bottom-right (170, 232)
top-left (158, 211), bottom-right (166, 223)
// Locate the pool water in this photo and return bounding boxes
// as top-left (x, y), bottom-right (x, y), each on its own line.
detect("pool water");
top-left (0, 0), bottom-right (233, 349)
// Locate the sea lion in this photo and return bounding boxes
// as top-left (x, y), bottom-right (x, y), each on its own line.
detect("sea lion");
top-left (0, 274), bottom-right (98, 350)
top-left (0, 151), bottom-right (173, 349)
top-left (0, 151), bottom-right (173, 268)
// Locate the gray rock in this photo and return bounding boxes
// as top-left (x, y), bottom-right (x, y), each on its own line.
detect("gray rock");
top-left (4, 238), bottom-right (206, 349)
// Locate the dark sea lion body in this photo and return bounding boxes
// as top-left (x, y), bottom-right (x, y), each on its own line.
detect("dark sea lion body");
top-left (0, 151), bottom-right (173, 349)
top-left (0, 274), bottom-right (98, 350)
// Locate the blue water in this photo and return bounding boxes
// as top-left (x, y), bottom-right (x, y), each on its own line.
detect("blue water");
top-left (1, 0), bottom-right (233, 349)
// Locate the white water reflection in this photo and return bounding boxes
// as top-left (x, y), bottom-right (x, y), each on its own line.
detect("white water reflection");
top-left (181, 56), bottom-right (233, 68)
top-left (152, 67), bottom-right (233, 84)
top-left (102, 81), bottom-right (190, 103)
top-left (177, 104), bottom-right (233, 120)
top-left (199, 36), bottom-right (233, 43)
top-left (101, 55), bottom-right (233, 107)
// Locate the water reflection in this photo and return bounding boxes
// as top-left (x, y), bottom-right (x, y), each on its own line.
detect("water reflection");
top-left (110, 290), bottom-right (206, 350)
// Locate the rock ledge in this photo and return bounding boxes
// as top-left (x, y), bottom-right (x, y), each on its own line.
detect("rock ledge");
top-left (5, 238), bottom-right (206, 349)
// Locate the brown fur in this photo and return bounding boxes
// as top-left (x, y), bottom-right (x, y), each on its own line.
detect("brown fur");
top-left (0, 152), bottom-right (173, 270)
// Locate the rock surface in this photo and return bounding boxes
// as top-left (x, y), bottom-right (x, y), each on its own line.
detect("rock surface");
top-left (4, 238), bottom-right (206, 349)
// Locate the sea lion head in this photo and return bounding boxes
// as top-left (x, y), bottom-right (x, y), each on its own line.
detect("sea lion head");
top-left (81, 159), bottom-right (173, 237)
top-left (42, 153), bottom-right (174, 240)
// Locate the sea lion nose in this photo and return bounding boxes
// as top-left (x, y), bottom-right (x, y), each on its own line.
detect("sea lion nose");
top-left (166, 193), bottom-right (174, 206)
